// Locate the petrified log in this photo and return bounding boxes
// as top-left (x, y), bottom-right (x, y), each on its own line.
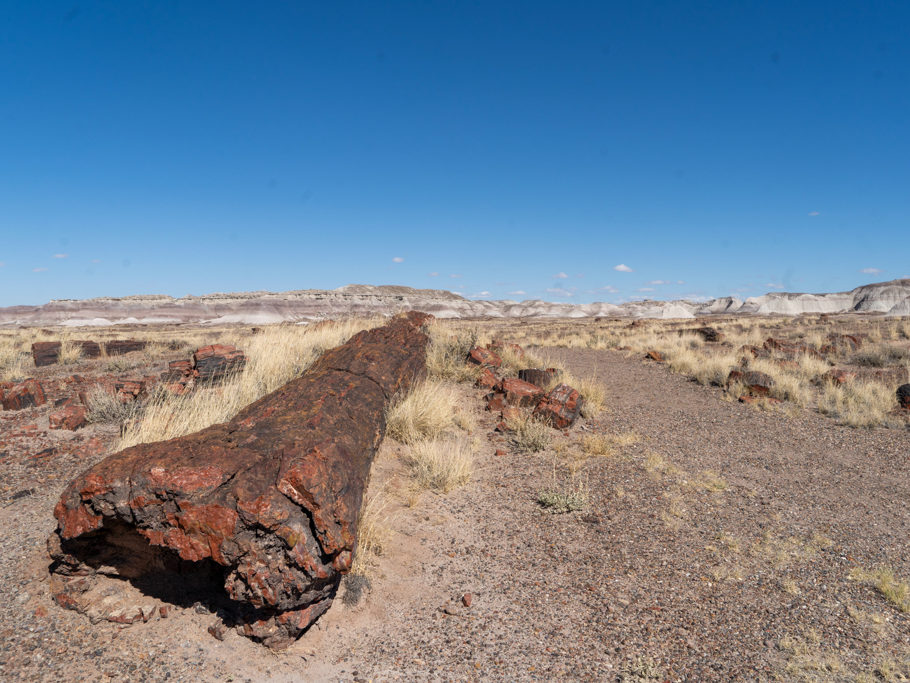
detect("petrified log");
top-left (104, 339), bottom-right (149, 356)
top-left (49, 312), bottom-right (431, 648)
top-left (32, 340), bottom-right (102, 367)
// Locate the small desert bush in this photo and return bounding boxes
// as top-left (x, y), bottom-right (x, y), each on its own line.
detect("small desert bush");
top-left (537, 464), bottom-right (588, 513)
top-left (85, 387), bottom-right (146, 426)
top-left (507, 412), bottom-right (551, 453)
top-left (403, 438), bottom-right (474, 492)
top-left (581, 433), bottom-right (615, 457)
top-left (849, 566), bottom-right (910, 613)
top-left (667, 348), bottom-right (739, 387)
top-left (818, 380), bottom-right (899, 428)
top-left (386, 380), bottom-right (460, 444)
top-left (425, 324), bottom-right (479, 383)
top-left (119, 318), bottom-right (378, 447)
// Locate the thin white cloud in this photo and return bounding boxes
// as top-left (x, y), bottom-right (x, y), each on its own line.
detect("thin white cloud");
top-left (808, 211), bottom-right (820, 217)
top-left (546, 287), bottom-right (574, 297)
top-left (33, 267), bottom-right (48, 273)
top-left (766, 282), bottom-right (785, 289)
top-left (472, 291), bottom-right (491, 298)
top-left (860, 267), bottom-right (882, 275)
top-left (600, 285), bottom-right (619, 293)
top-left (638, 287), bottom-right (655, 292)
top-left (554, 272), bottom-right (568, 279)
top-left (0, 261), bottom-right (5, 267)
top-left (648, 280), bottom-right (668, 285)
top-left (53, 253), bottom-right (68, 259)
top-left (392, 256), bottom-right (404, 263)
top-left (614, 264), bottom-right (633, 273)
top-left (428, 271), bottom-right (439, 277)
top-left (451, 290), bottom-right (463, 295)
top-left (508, 290), bottom-right (527, 296)
top-left (676, 280), bottom-right (685, 285)
top-left (450, 273), bottom-right (462, 279)
top-left (91, 259), bottom-right (102, 264)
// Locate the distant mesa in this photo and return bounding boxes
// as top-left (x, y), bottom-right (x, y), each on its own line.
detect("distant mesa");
top-left (1, 280), bottom-right (908, 327)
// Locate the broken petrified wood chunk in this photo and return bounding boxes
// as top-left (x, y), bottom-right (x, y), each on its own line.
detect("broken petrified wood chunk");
top-left (727, 369), bottom-right (775, 397)
top-left (533, 383), bottom-right (584, 428)
top-left (192, 344), bottom-right (246, 384)
top-left (48, 312), bottom-right (432, 649)
top-left (49, 405), bottom-right (88, 431)
top-left (1, 378), bottom-right (47, 410)
top-left (517, 368), bottom-right (559, 387)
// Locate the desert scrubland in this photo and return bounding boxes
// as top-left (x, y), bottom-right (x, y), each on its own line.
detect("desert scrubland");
top-left (0, 314), bottom-right (908, 681)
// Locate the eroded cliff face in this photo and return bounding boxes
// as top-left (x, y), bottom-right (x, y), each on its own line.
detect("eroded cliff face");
top-left (2, 280), bottom-right (908, 326)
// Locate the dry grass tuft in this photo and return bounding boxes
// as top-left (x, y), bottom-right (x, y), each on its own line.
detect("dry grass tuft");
top-left (425, 324), bottom-right (480, 383)
top-left (819, 380), bottom-right (900, 428)
top-left (849, 566), bottom-right (910, 613)
top-left (57, 339), bottom-right (84, 365)
top-left (0, 341), bottom-right (29, 381)
top-left (350, 490), bottom-right (393, 578)
top-left (507, 412), bottom-right (552, 453)
top-left (386, 380), bottom-right (460, 444)
top-left (403, 438), bottom-right (474, 493)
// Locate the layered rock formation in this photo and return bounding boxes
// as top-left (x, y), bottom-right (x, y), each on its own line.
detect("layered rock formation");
top-left (2, 280), bottom-right (909, 327)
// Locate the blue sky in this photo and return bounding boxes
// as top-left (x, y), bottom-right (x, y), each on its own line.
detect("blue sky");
top-left (1, 1), bottom-right (907, 306)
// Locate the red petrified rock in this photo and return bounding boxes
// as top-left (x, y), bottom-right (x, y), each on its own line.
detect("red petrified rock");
top-left (498, 378), bottom-right (546, 407)
top-left (827, 333), bottom-right (863, 352)
top-left (475, 368), bottom-right (499, 389)
top-left (533, 384), bottom-right (584, 429)
top-left (898, 384), bottom-right (910, 411)
top-left (193, 345), bottom-right (246, 384)
top-left (684, 327), bottom-right (725, 343)
top-left (500, 405), bottom-right (521, 423)
top-left (48, 312), bottom-right (431, 649)
top-left (727, 370), bottom-right (775, 397)
top-left (49, 405), bottom-right (88, 431)
top-left (644, 350), bottom-right (664, 363)
top-left (1, 379), bottom-right (47, 410)
top-left (467, 347), bottom-right (502, 368)
top-left (485, 392), bottom-right (505, 412)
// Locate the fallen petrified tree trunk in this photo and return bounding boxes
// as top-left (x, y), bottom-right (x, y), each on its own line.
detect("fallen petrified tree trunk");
top-left (49, 312), bottom-right (431, 648)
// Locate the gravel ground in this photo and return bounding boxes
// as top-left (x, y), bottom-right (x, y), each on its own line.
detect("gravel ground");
top-left (1, 345), bottom-right (908, 681)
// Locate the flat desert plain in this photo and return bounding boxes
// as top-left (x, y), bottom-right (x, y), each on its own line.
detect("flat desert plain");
top-left (0, 315), bottom-right (908, 682)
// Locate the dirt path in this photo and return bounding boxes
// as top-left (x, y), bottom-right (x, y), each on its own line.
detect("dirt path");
top-left (2, 348), bottom-right (908, 681)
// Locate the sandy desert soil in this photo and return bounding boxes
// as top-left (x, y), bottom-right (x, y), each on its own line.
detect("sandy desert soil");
top-left (0, 325), bottom-right (908, 682)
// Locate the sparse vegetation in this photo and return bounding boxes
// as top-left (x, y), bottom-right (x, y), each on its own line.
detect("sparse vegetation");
top-left (84, 386), bottom-right (147, 426)
top-left (849, 566), bottom-right (910, 613)
top-left (425, 324), bottom-right (480, 383)
top-left (507, 412), bottom-right (551, 453)
top-left (403, 438), bottom-right (474, 492)
top-left (386, 380), bottom-right (460, 444)
top-left (57, 339), bottom-right (84, 365)
top-left (350, 490), bottom-right (392, 580)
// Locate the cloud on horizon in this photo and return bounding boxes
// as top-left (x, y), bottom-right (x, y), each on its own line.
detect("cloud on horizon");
top-left (766, 282), bottom-right (785, 289)
top-left (392, 256), bottom-right (404, 263)
top-left (53, 253), bottom-right (68, 259)
top-left (614, 264), bottom-right (633, 272)
top-left (509, 290), bottom-right (526, 296)
top-left (428, 271), bottom-right (439, 277)
top-left (860, 267), bottom-right (882, 275)
top-left (546, 287), bottom-right (574, 297)
top-left (648, 279), bottom-right (668, 285)
top-left (554, 272), bottom-right (568, 279)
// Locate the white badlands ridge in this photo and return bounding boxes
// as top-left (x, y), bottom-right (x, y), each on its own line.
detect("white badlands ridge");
top-left (1, 280), bottom-right (908, 327)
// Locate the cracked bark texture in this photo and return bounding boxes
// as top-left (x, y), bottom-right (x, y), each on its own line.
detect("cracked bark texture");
top-left (49, 311), bottom-right (431, 648)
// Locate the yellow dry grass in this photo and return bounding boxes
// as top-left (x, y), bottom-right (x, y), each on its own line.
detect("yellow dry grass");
top-left (849, 566), bottom-right (910, 613)
top-left (386, 379), bottom-right (461, 444)
top-left (403, 437), bottom-right (474, 493)
top-left (119, 317), bottom-right (380, 448)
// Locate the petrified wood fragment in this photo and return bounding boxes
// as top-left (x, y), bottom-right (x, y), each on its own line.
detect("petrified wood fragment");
top-left (32, 340), bottom-right (102, 367)
top-left (49, 312), bottom-right (431, 648)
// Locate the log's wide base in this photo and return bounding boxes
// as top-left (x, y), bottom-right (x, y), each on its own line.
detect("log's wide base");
top-left (48, 312), bottom-right (431, 648)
